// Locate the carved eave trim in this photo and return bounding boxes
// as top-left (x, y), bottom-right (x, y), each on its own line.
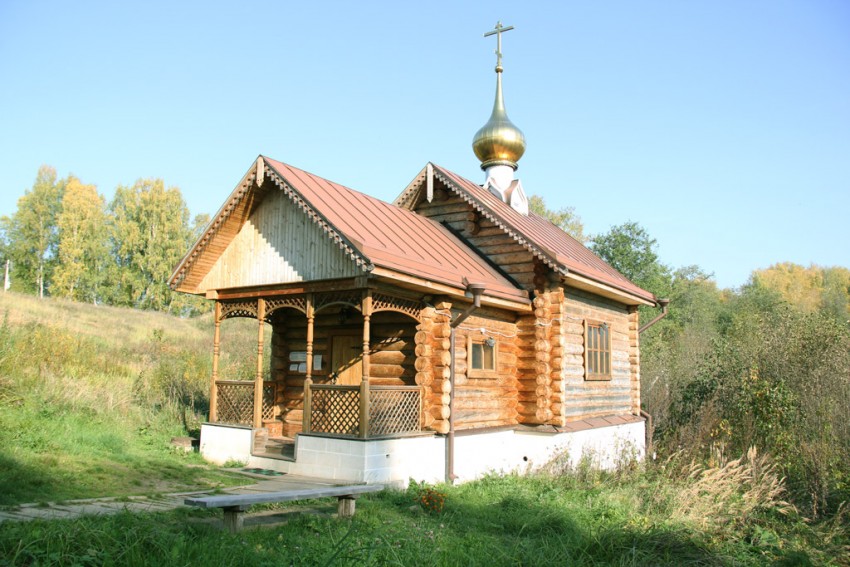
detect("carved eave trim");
top-left (313, 291), bottom-right (363, 314)
top-left (169, 162), bottom-right (262, 292)
top-left (262, 161), bottom-right (374, 274)
top-left (372, 292), bottom-right (422, 320)
top-left (264, 296), bottom-right (308, 319)
top-left (169, 156), bottom-right (375, 294)
top-left (395, 163), bottom-right (565, 277)
top-left (371, 266), bottom-right (531, 312)
top-left (218, 300), bottom-right (259, 321)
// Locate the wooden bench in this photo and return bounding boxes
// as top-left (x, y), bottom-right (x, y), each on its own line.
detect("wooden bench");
top-left (184, 484), bottom-right (385, 532)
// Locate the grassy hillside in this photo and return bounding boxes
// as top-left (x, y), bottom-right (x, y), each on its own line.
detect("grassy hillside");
top-left (0, 292), bottom-right (252, 504)
top-left (0, 292), bottom-right (846, 565)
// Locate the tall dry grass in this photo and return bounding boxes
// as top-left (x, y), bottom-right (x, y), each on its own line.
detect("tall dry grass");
top-left (0, 290), bottom-right (266, 430)
top-left (664, 447), bottom-right (793, 533)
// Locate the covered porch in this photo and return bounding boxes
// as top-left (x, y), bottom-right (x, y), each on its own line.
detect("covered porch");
top-left (206, 285), bottom-right (431, 462)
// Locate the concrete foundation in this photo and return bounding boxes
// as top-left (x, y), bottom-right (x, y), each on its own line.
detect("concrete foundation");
top-left (199, 417), bottom-right (645, 487)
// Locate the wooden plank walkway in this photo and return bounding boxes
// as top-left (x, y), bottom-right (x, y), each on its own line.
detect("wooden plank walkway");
top-left (0, 474), bottom-right (360, 525)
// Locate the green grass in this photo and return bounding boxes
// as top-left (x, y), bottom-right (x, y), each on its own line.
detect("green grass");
top-left (0, 473), bottom-right (843, 566)
top-left (0, 292), bottom-right (251, 504)
top-left (0, 292), bottom-right (846, 565)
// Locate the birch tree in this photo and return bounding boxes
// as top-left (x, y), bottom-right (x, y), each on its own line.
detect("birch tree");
top-left (108, 179), bottom-right (192, 312)
top-left (53, 177), bottom-right (108, 303)
top-left (5, 166), bottom-right (65, 297)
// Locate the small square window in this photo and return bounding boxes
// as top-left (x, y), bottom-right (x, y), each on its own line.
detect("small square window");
top-left (584, 320), bottom-right (611, 381)
top-left (468, 335), bottom-right (498, 377)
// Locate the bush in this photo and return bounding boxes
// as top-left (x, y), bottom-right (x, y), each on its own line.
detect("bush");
top-left (647, 286), bottom-right (850, 517)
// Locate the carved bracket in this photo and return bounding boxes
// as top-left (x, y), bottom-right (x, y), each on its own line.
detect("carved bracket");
top-left (314, 291), bottom-right (363, 314)
top-left (372, 292), bottom-right (422, 319)
top-left (265, 296), bottom-right (308, 320)
top-left (218, 300), bottom-right (259, 321)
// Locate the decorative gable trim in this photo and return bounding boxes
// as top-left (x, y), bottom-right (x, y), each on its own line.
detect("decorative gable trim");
top-left (169, 165), bottom-right (261, 291)
top-left (262, 163), bottom-right (373, 272)
top-left (169, 157), bottom-right (373, 293)
top-left (409, 166), bottom-right (566, 276)
top-left (395, 165), bottom-right (429, 209)
top-left (395, 163), bottom-right (656, 306)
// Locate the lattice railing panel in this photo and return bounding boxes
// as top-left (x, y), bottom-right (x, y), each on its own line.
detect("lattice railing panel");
top-left (216, 381), bottom-right (254, 425)
top-left (262, 383), bottom-right (275, 421)
top-left (369, 387), bottom-right (422, 436)
top-left (311, 386), bottom-right (360, 436)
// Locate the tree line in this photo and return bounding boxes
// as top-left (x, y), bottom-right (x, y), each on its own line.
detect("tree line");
top-left (531, 195), bottom-right (850, 515)
top-left (0, 165), bottom-right (210, 315)
top-left (589, 220), bottom-right (850, 517)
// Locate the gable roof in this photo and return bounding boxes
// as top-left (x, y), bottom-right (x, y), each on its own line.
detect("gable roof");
top-left (395, 163), bottom-right (657, 305)
top-left (169, 157), bottom-right (529, 304)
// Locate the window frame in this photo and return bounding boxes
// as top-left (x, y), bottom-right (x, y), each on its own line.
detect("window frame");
top-left (286, 350), bottom-right (325, 375)
top-left (583, 319), bottom-right (612, 381)
top-left (467, 334), bottom-right (499, 378)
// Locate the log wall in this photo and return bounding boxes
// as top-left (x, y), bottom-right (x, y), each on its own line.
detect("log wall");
top-left (412, 184), bottom-right (538, 292)
top-left (628, 307), bottom-right (641, 415)
top-left (452, 311), bottom-right (519, 430)
top-left (263, 285), bottom-right (639, 436)
top-left (514, 287), bottom-right (564, 425)
top-left (415, 304), bottom-right (450, 434)
top-left (556, 287), bottom-right (634, 423)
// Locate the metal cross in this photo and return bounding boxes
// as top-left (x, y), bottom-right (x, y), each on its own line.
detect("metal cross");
top-left (483, 21), bottom-right (514, 70)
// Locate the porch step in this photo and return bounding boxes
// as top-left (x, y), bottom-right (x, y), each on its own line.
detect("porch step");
top-left (252, 436), bottom-right (296, 462)
top-left (252, 428), bottom-right (269, 454)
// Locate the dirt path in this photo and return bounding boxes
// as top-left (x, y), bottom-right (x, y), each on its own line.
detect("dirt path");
top-left (0, 473), bottom-right (344, 524)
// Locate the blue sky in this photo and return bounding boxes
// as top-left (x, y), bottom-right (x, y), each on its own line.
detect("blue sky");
top-left (1, 1), bottom-right (848, 290)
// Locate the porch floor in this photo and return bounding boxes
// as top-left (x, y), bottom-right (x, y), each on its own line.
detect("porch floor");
top-left (253, 436), bottom-right (296, 461)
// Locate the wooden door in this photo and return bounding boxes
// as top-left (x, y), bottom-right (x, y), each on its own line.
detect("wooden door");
top-left (331, 335), bottom-right (362, 385)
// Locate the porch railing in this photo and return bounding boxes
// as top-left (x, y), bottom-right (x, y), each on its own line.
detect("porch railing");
top-left (213, 380), bottom-right (275, 426)
top-left (306, 384), bottom-right (422, 438)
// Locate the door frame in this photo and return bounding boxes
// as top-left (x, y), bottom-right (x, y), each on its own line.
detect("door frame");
top-left (329, 331), bottom-right (364, 386)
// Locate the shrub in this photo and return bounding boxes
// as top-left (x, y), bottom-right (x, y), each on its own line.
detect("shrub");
top-left (408, 480), bottom-right (446, 514)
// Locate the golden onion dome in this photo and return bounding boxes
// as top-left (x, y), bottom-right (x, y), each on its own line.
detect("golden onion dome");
top-left (472, 69), bottom-right (526, 170)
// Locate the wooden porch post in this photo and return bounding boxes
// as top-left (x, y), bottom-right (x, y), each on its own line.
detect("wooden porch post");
top-left (359, 291), bottom-right (372, 438)
top-left (253, 298), bottom-right (265, 429)
top-left (210, 301), bottom-right (221, 423)
top-left (302, 295), bottom-right (314, 433)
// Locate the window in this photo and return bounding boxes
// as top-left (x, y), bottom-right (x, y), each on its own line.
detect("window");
top-left (288, 351), bottom-right (323, 374)
top-left (468, 335), bottom-right (498, 377)
top-left (584, 319), bottom-right (611, 381)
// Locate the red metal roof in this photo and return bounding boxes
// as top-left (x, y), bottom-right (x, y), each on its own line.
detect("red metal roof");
top-left (263, 158), bottom-right (528, 303)
top-left (422, 165), bottom-right (656, 304)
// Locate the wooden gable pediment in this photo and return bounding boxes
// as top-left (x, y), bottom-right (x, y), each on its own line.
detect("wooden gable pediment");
top-left (170, 158), bottom-right (371, 295)
top-left (196, 187), bottom-right (362, 292)
top-left (397, 166), bottom-right (538, 291)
